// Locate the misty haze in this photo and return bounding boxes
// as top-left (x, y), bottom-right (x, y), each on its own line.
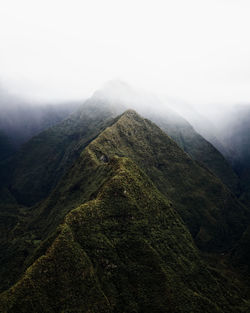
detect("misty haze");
top-left (1, 1), bottom-right (250, 312)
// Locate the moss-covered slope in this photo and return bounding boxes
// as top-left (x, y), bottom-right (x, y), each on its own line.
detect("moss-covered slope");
top-left (1, 156), bottom-right (248, 313)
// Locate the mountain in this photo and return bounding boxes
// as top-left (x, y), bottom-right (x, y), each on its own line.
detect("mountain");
top-left (0, 96), bottom-right (246, 249)
top-left (1, 142), bottom-right (249, 313)
top-left (1, 107), bottom-right (250, 311)
top-left (1, 82), bottom-right (239, 207)
top-left (209, 105), bottom-right (250, 277)
top-left (212, 105), bottom-right (250, 207)
top-left (163, 97), bottom-right (230, 157)
top-left (24, 110), bottom-right (248, 253)
top-left (0, 86), bottom-right (81, 158)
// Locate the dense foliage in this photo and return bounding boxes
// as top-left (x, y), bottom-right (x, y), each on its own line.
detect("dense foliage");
top-left (1, 105), bottom-right (250, 312)
top-left (1, 156), bottom-right (249, 312)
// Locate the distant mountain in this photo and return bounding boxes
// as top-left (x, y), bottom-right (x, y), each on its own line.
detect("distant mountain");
top-left (207, 105), bottom-right (250, 277)
top-left (143, 110), bottom-right (239, 194)
top-left (0, 86), bottom-right (81, 155)
top-left (1, 112), bottom-right (249, 312)
top-left (209, 105), bottom-right (250, 206)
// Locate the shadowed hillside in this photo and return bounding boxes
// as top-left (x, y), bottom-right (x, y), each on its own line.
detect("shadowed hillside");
top-left (1, 156), bottom-right (249, 313)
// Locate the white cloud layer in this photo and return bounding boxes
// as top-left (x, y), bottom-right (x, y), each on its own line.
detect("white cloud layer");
top-left (0, 0), bottom-right (250, 107)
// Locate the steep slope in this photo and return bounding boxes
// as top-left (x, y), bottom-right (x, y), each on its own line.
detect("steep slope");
top-left (144, 110), bottom-right (239, 194)
top-left (32, 110), bottom-right (248, 253)
top-left (1, 156), bottom-right (248, 313)
top-left (0, 99), bottom-right (125, 206)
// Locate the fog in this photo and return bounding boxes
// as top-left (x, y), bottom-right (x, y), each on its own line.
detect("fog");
top-left (1, 0), bottom-right (250, 157)
top-left (0, 86), bottom-right (81, 148)
top-left (1, 0), bottom-right (250, 107)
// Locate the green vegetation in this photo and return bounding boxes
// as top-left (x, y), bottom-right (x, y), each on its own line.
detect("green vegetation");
top-left (1, 156), bottom-right (249, 313)
top-left (1, 107), bottom-right (250, 312)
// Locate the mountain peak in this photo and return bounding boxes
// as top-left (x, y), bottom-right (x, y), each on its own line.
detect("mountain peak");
top-left (121, 109), bottom-right (139, 118)
top-left (92, 79), bottom-right (135, 101)
top-left (91, 80), bottom-right (160, 114)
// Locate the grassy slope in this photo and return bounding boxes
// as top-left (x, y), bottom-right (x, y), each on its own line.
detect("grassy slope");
top-left (1, 156), bottom-right (249, 313)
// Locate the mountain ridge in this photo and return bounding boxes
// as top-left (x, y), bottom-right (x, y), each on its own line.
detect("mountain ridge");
top-left (24, 109), bottom-right (249, 253)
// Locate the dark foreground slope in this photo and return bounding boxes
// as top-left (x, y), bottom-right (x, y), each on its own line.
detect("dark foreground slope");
top-left (1, 156), bottom-right (249, 313)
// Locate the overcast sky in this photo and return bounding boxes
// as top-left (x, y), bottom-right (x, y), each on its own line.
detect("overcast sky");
top-left (0, 0), bottom-right (250, 107)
